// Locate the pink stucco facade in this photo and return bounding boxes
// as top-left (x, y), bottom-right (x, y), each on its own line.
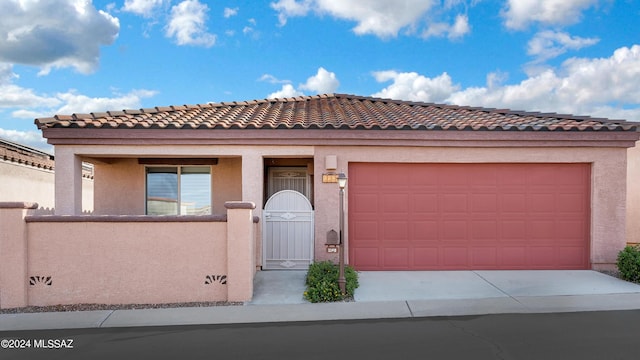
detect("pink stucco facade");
top-left (43, 129), bottom-right (637, 272)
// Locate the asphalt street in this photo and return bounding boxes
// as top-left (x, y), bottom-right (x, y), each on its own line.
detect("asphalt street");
top-left (1, 310), bottom-right (639, 360)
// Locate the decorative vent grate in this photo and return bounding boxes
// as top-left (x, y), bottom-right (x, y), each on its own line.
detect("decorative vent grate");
top-left (205, 275), bottom-right (227, 285)
top-left (29, 276), bottom-right (52, 286)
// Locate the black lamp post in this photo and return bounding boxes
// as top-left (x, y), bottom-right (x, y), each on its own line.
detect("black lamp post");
top-left (337, 172), bottom-right (347, 296)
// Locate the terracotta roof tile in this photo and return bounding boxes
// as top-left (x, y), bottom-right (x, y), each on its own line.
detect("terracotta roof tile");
top-left (34, 93), bottom-right (638, 132)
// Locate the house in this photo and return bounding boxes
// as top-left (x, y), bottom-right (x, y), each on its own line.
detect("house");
top-left (1, 93), bottom-right (638, 308)
top-left (0, 138), bottom-right (94, 212)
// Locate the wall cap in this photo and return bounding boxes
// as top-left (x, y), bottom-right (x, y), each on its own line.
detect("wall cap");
top-left (225, 201), bottom-right (256, 210)
top-left (0, 202), bottom-right (38, 209)
top-left (25, 214), bottom-right (227, 223)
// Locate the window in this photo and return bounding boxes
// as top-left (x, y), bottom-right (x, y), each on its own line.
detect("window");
top-left (146, 166), bottom-right (211, 215)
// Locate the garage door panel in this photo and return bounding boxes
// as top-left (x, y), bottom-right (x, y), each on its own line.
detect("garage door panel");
top-left (527, 166), bottom-right (560, 185)
top-left (412, 194), bottom-right (438, 213)
top-left (441, 220), bottom-right (467, 240)
top-left (555, 165), bottom-right (589, 185)
top-left (409, 167), bottom-right (439, 185)
top-left (383, 221), bottom-right (409, 239)
top-left (501, 220), bottom-right (527, 240)
top-left (557, 247), bottom-right (588, 267)
top-left (471, 220), bottom-right (498, 240)
top-left (413, 248), bottom-right (439, 267)
top-left (442, 194), bottom-right (468, 213)
top-left (501, 194), bottom-right (527, 213)
top-left (501, 247), bottom-right (527, 266)
top-left (528, 220), bottom-right (555, 239)
top-left (470, 247), bottom-right (498, 267)
top-left (528, 247), bottom-right (557, 267)
top-left (468, 167), bottom-right (498, 185)
top-left (555, 220), bottom-right (586, 239)
top-left (498, 167), bottom-right (527, 185)
top-left (558, 193), bottom-right (587, 213)
top-left (352, 248), bottom-right (380, 269)
top-left (382, 194), bottom-right (409, 214)
top-left (528, 193), bottom-right (556, 212)
top-left (471, 193), bottom-right (498, 213)
top-left (412, 221), bottom-right (438, 240)
top-left (443, 247), bottom-right (469, 267)
top-left (383, 248), bottom-right (410, 268)
top-left (352, 194), bottom-right (378, 213)
top-left (352, 221), bottom-right (379, 240)
top-left (380, 166), bottom-right (409, 186)
top-left (349, 163), bottom-right (590, 270)
top-left (439, 167), bottom-right (469, 185)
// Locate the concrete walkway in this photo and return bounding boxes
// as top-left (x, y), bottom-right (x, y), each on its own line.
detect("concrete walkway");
top-left (2, 270), bottom-right (640, 331)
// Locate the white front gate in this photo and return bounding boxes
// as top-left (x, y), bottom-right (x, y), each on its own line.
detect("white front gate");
top-left (263, 190), bottom-right (314, 270)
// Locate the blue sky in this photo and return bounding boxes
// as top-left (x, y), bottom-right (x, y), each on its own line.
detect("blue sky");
top-left (1, 0), bottom-right (639, 152)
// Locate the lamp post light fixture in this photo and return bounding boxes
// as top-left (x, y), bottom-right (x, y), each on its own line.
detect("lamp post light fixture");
top-left (337, 172), bottom-right (347, 296)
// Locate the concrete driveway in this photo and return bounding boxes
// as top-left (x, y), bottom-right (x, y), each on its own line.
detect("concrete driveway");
top-left (354, 270), bottom-right (640, 301)
top-left (250, 270), bottom-right (640, 305)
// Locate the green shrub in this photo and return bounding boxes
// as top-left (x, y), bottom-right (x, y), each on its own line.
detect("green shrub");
top-left (617, 245), bottom-right (640, 283)
top-left (304, 261), bottom-right (359, 303)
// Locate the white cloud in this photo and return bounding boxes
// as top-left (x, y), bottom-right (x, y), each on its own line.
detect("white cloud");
top-left (300, 67), bottom-right (340, 93)
top-left (451, 45), bottom-right (640, 120)
top-left (265, 67), bottom-right (340, 98)
top-left (0, 64), bottom-right (61, 108)
top-left (370, 45), bottom-right (640, 121)
top-left (271, 0), bottom-right (313, 26)
top-left (423, 14), bottom-right (469, 40)
top-left (0, 64), bottom-right (157, 151)
top-left (267, 84), bottom-right (304, 99)
top-left (54, 89), bottom-right (158, 115)
top-left (527, 30), bottom-right (599, 62)
top-left (259, 74), bottom-right (291, 84)
top-left (123, 0), bottom-right (165, 17)
top-left (372, 70), bottom-right (460, 103)
top-left (224, 7), bottom-right (239, 18)
top-left (502, 0), bottom-right (599, 30)
top-left (0, 63), bottom-right (157, 119)
top-left (166, 0), bottom-right (216, 47)
top-left (271, 0), bottom-right (472, 40)
top-left (0, 128), bottom-right (51, 153)
top-left (0, 0), bottom-right (120, 74)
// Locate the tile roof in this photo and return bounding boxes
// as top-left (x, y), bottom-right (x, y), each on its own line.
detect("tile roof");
top-left (0, 138), bottom-right (55, 170)
top-left (34, 93), bottom-right (638, 132)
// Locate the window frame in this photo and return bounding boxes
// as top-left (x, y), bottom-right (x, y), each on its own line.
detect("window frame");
top-left (145, 165), bottom-right (212, 215)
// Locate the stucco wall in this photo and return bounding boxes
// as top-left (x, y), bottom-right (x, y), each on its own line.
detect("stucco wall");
top-left (213, 157), bottom-right (242, 214)
top-left (27, 220), bottom-right (228, 305)
top-left (627, 141), bottom-right (640, 245)
top-left (93, 159), bottom-right (144, 215)
top-left (0, 160), bottom-right (93, 212)
top-left (0, 203), bottom-right (257, 308)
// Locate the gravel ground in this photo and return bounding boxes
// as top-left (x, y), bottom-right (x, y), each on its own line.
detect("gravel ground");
top-left (0, 301), bottom-right (243, 314)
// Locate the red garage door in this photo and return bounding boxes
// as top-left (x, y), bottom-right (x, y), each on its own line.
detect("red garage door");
top-left (348, 163), bottom-right (590, 270)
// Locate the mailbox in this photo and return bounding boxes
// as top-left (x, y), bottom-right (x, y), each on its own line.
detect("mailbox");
top-left (326, 229), bottom-right (339, 253)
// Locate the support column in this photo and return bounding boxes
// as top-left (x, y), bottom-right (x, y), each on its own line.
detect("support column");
top-left (591, 154), bottom-right (628, 270)
top-left (54, 147), bottom-right (82, 215)
top-left (241, 152), bottom-right (263, 269)
top-left (225, 201), bottom-right (256, 302)
top-left (0, 202), bottom-right (36, 309)
top-left (241, 152), bottom-right (263, 206)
